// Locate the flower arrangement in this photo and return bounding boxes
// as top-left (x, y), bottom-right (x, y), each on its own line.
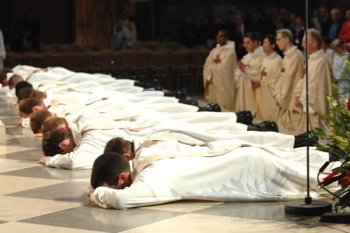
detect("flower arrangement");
top-left (312, 84), bottom-right (350, 212)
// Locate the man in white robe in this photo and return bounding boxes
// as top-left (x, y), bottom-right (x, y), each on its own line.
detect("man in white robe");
top-left (89, 147), bottom-right (332, 209)
top-left (294, 29), bottom-right (333, 133)
top-left (275, 29), bottom-right (305, 134)
top-left (203, 29), bottom-right (237, 111)
top-left (39, 115), bottom-right (129, 169)
top-left (235, 32), bottom-right (265, 117)
top-left (259, 35), bottom-right (282, 120)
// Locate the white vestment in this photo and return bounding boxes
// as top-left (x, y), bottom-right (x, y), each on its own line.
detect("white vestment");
top-left (45, 128), bottom-right (128, 170)
top-left (296, 49), bottom-right (333, 133)
top-left (91, 146), bottom-right (332, 209)
top-left (259, 52), bottom-right (282, 120)
top-left (235, 47), bottom-right (265, 116)
top-left (275, 46), bottom-right (305, 134)
top-left (203, 41), bottom-right (237, 111)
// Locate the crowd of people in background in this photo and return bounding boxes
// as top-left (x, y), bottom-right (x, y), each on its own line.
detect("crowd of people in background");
top-left (202, 4), bottom-right (350, 134)
top-left (182, 5), bottom-right (350, 58)
top-left (0, 3), bottom-right (345, 210)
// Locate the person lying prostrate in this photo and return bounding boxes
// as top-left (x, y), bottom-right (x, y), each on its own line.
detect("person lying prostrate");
top-left (39, 115), bottom-right (128, 169)
top-left (89, 149), bottom-right (334, 209)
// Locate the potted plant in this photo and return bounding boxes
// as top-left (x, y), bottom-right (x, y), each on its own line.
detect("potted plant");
top-left (313, 84), bottom-right (350, 212)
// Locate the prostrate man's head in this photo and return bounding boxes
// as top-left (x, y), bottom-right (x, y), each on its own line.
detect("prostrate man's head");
top-left (41, 117), bottom-right (74, 156)
top-left (30, 110), bottom-right (53, 134)
top-left (276, 29), bottom-right (294, 52)
top-left (0, 68), bottom-right (12, 86)
top-left (243, 32), bottom-right (260, 53)
top-left (18, 98), bottom-right (46, 117)
top-left (104, 137), bottom-right (135, 160)
top-left (42, 128), bottom-right (76, 156)
top-left (302, 28), bottom-right (322, 54)
top-left (42, 116), bottom-right (69, 134)
top-left (91, 153), bottom-right (132, 189)
top-left (15, 81), bottom-right (33, 99)
top-left (216, 30), bottom-right (229, 47)
top-left (17, 88), bottom-right (46, 102)
top-left (8, 74), bottom-right (24, 89)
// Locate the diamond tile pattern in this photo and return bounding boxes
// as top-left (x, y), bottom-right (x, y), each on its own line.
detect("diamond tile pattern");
top-left (0, 94), bottom-right (348, 232)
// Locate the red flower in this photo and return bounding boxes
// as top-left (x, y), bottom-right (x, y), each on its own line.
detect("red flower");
top-left (347, 99), bottom-right (350, 111)
top-left (340, 171), bottom-right (350, 188)
top-left (321, 168), bottom-right (341, 186)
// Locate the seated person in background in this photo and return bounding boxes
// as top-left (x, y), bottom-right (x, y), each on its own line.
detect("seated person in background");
top-left (89, 149), bottom-right (333, 209)
top-left (111, 6), bottom-right (137, 49)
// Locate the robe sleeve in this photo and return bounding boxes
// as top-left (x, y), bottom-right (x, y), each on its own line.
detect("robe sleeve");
top-left (90, 169), bottom-right (182, 209)
top-left (46, 131), bottom-right (103, 169)
top-left (277, 54), bottom-right (304, 109)
top-left (302, 57), bottom-right (332, 114)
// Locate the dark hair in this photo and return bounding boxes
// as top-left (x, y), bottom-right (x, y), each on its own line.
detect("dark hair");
top-left (42, 129), bottom-right (71, 156)
top-left (217, 29), bottom-right (229, 38)
top-left (30, 110), bottom-right (52, 133)
top-left (264, 34), bottom-right (276, 45)
top-left (42, 116), bottom-right (68, 134)
top-left (15, 81), bottom-right (33, 99)
top-left (244, 32), bottom-right (262, 42)
top-left (104, 137), bottom-right (132, 154)
top-left (0, 68), bottom-right (12, 84)
top-left (91, 153), bottom-right (131, 189)
top-left (18, 98), bottom-right (43, 115)
top-left (8, 74), bottom-right (23, 88)
top-left (17, 88), bottom-right (46, 102)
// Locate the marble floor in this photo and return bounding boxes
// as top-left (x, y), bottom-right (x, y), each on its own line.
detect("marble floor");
top-left (0, 93), bottom-right (349, 233)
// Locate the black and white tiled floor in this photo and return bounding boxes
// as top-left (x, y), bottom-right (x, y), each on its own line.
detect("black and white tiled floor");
top-left (0, 93), bottom-right (349, 233)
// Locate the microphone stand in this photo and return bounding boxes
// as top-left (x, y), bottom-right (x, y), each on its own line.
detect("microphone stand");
top-left (284, 0), bottom-right (332, 216)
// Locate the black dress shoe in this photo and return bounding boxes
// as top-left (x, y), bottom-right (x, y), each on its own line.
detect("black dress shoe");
top-left (175, 88), bottom-right (187, 99)
top-left (198, 103), bottom-right (221, 112)
top-left (164, 91), bottom-right (176, 97)
top-left (179, 98), bottom-right (199, 106)
top-left (293, 132), bottom-right (319, 148)
top-left (236, 111), bottom-right (253, 125)
top-left (254, 120), bottom-right (279, 132)
top-left (134, 80), bottom-right (145, 87)
top-left (135, 79), bottom-right (162, 90)
top-left (164, 89), bottom-right (187, 99)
